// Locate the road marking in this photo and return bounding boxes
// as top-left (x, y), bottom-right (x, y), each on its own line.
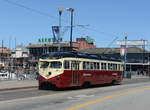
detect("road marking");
top-left (66, 86), bottom-right (150, 110)
top-left (67, 94), bottom-right (94, 100)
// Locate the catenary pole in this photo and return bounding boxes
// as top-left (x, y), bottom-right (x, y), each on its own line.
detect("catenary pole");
top-left (124, 33), bottom-right (127, 78)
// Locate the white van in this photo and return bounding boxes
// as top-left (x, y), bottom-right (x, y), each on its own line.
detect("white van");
top-left (0, 72), bottom-right (9, 80)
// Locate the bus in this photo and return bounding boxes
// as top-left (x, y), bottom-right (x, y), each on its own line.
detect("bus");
top-left (38, 52), bottom-right (123, 89)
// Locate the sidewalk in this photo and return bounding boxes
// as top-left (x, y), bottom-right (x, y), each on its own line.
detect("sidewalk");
top-left (131, 75), bottom-right (150, 79)
top-left (124, 75), bottom-right (150, 79)
top-left (0, 80), bottom-right (38, 91)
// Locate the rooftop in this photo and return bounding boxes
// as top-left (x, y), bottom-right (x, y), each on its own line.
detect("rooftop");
top-left (78, 46), bottom-right (150, 55)
top-left (26, 42), bottom-right (71, 48)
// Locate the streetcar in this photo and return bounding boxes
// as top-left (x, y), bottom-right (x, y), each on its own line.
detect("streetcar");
top-left (38, 52), bottom-right (123, 89)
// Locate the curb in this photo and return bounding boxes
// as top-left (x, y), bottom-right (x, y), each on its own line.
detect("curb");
top-left (0, 86), bottom-right (38, 91)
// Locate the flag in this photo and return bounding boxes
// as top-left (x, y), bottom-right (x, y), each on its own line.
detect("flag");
top-left (52, 26), bottom-right (59, 43)
top-left (120, 46), bottom-right (125, 56)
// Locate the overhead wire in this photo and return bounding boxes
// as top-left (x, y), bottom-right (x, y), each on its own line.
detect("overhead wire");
top-left (2, 0), bottom-right (120, 38)
top-left (2, 0), bottom-right (121, 46)
top-left (81, 26), bottom-right (120, 38)
top-left (2, 0), bottom-right (69, 23)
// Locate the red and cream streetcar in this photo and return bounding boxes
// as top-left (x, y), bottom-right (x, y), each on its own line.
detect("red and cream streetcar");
top-left (38, 52), bottom-right (123, 89)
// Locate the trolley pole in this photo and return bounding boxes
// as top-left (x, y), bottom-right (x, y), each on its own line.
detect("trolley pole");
top-left (124, 33), bottom-right (127, 78)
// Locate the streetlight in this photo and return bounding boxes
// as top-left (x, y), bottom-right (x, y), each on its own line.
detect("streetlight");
top-left (66, 8), bottom-right (74, 51)
top-left (124, 33), bottom-right (127, 78)
top-left (58, 6), bottom-right (63, 52)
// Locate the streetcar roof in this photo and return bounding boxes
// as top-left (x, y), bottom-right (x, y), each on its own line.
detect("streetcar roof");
top-left (41, 52), bottom-right (121, 62)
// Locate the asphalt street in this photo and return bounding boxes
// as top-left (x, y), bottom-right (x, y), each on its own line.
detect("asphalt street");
top-left (0, 78), bottom-right (150, 102)
top-left (0, 78), bottom-right (150, 110)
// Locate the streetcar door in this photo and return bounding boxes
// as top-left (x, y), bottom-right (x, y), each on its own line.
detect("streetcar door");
top-left (71, 61), bottom-right (79, 85)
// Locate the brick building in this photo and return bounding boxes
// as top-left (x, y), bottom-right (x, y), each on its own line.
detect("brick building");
top-left (72, 38), bottom-right (96, 51)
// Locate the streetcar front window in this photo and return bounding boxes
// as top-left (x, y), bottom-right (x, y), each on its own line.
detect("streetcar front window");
top-left (40, 62), bottom-right (49, 68)
top-left (50, 62), bottom-right (62, 69)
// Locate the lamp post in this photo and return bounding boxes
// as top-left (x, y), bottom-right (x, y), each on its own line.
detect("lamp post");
top-left (58, 6), bottom-right (63, 52)
top-left (124, 33), bottom-right (127, 78)
top-left (66, 8), bottom-right (74, 51)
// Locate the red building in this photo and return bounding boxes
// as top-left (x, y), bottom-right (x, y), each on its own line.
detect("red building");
top-left (72, 38), bottom-right (96, 51)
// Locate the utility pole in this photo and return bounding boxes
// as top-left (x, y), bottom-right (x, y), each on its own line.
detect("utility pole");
top-left (2, 40), bottom-right (4, 71)
top-left (58, 6), bottom-right (63, 52)
top-left (2, 40), bottom-right (3, 54)
top-left (9, 37), bottom-right (11, 79)
top-left (66, 8), bottom-right (74, 51)
top-left (124, 33), bottom-right (127, 78)
top-left (15, 38), bottom-right (17, 79)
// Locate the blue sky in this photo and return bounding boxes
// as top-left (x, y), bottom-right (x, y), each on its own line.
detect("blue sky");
top-left (0, 0), bottom-right (150, 49)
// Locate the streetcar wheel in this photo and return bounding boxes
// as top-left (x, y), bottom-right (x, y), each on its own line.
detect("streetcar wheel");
top-left (38, 85), bottom-right (44, 90)
top-left (82, 82), bottom-right (91, 88)
top-left (112, 80), bottom-right (121, 85)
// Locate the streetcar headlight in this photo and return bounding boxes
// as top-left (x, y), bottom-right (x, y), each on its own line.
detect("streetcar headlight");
top-left (48, 72), bottom-right (51, 75)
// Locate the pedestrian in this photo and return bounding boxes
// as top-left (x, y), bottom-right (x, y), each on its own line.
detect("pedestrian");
top-left (137, 70), bottom-right (139, 75)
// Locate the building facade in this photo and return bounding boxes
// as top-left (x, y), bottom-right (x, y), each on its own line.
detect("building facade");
top-left (11, 45), bottom-right (29, 68)
top-left (27, 37), bottom-right (96, 65)
top-left (79, 46), bottom-right (150, 76)
top-left (0, 47), bottom-right (11, 70)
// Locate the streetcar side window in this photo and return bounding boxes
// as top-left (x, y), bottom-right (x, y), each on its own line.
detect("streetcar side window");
top-left (94, 62), bottom-right (97, 70)
top-left (94, 62), bottom-right (99, 70)
top-left (83, 62), bottom-right (86, 70)
top-left (90, 62), bottom-right (94, 70)
top-left (97, 62), bottom-right (100, 70)
top-left (83, 62), bottom-right (100, 70)
top-left (118, 64), bottom-right (120, 70)
top-left (120, 64), bottom-right (123, 71)
top-left (86, 62), bottom-right (90, 70)
top-left (83, 62), bottom-right (90, 70)
top-left (64, 60), bottom-right (70, 69)
top-left (101, 63), bottom-right (106, 70)
top-left (113, 64), bottom-right (117, 70)
top-left (108, 63), bottom-right (112, 70)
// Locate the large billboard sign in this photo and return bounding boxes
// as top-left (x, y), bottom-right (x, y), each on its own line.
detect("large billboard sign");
top-left (116, 40), bottom-right (148, 46)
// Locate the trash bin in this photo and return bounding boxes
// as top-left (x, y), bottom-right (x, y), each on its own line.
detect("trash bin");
top-left (126, 73), bottom-right (131, 79)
